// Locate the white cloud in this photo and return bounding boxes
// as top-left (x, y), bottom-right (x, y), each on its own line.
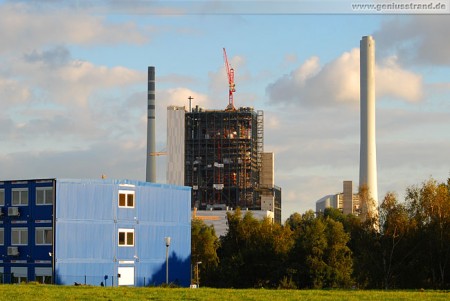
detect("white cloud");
top-left (162, 87), bottom-right (209, 108)
top-left (376, 56), bottom-right (423, 102)
top-left (0, 44), bottom-right (146, 157)
top-left (0, 2), bottom-right (148, 54)
top-left (266, 48), bottom-right (423, 107)
top-left (154, 87), bottom-right (210, 146)
top-left (0, 2), bottom-right (150, 150)
top-left (12, 47), bottom-right (145, 108)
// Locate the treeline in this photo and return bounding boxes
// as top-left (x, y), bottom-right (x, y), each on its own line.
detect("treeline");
top-left (191, 177), bottom-right (450, 289)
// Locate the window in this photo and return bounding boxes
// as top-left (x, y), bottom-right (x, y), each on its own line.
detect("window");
top-left (12, 188), bottom-right (28, 206)
top-left (118, 229), bottom-right (134, 247)
top-left (12, 228), bottom-right (28, 245)
top-left (35, 227), bottom-right (52, 245)
top-left (11, 267), bottom-right (27, 284)
top-left (0, 189), bottom-right (4, 206)
top-left (36, 187), bottom-right (54, 205)
top-left (0, 228), bottom-right (3, 246)
top-left (35, 275), bottom-right (52, 284)
top-left (118, 190), bottom-right (135, 208)
top-left (35, 267), bottom-right (52, 284)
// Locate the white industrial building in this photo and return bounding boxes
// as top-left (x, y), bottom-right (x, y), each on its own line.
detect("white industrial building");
top-left (315, 181), bottom-right (360, 216)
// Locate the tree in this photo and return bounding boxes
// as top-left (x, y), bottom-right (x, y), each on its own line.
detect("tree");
top-left (358, 184), bottom-right (379, 229)
top-left (290, 210), bottom-right (353, 288)
top-left (323, 218), bottom-right (353, 288)
top-left (378, 192), bottom-right (415, 289)
top-left (405, 178), bottom-right (450, 289)
top-left (285, 212), bottom-right (303, 231)
top-left (213, 209), bottom-right (294, 288)
top-left (191, 218), bottom-right (219, 286)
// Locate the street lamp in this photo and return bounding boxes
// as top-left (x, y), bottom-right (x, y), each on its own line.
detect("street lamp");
top-left (196, 261), bottom-right (202, 288)
top-left (164, 237), bottom-right (171, 284)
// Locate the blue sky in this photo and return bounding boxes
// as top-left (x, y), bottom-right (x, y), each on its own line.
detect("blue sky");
top-left (1, 1), bottom-right (449, 221)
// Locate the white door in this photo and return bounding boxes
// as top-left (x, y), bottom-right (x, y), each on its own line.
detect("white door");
top-left (118, 266), bottom-right (134, 286)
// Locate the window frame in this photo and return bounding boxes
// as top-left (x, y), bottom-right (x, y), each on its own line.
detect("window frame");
top-left (11, 227), bottom-right (28, 246)
top-left (12, 188), bottom-right (28, 206)
top-left (118, 190), bottom-right (135, 208)
top-left (0, 189), bottom-right (4, 206)
top-left (36, 187), bottom-right (54, 206)
top-left (0, 228), bottom-right (4, 246)
top-left (35, 227), bottom-right (53, 246)
top-left (118, 228), bottom-right (134, 247)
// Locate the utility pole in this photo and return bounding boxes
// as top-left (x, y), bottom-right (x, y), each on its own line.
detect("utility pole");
top-left (164, 237), bottom-right (171, 284)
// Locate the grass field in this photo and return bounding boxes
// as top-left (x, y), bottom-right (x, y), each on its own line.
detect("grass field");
top-left (0, 284), bottom-right (448, 301)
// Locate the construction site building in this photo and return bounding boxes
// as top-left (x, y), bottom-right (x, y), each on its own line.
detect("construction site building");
top-left (167, 105), bottom-right (282, 224)
top-left (185, 106), bottom-right (263, 209)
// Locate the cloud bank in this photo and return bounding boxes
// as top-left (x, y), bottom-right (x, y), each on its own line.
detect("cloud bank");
top-left (266, 48), bottom-right (423, 107)
top-left (374, 15), bottom-right (450, 66)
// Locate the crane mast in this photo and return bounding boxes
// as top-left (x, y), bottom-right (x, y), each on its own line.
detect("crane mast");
top-left (223, 48), bottom-right (236, 111)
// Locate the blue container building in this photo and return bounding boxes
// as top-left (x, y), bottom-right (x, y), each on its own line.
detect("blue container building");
top-left (0, 178), bottom-right (191, 286)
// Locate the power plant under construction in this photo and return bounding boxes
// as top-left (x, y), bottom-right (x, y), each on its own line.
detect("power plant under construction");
top-left (161, 48), bottom-right (282, 224)
top-left (185, 107), bottom-right (265, 209)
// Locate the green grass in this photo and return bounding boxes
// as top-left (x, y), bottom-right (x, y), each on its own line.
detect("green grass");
top-left (0, 284), bottom-right (448, 301)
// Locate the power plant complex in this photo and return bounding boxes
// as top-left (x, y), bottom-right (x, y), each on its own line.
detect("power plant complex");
top-left (1, 36), bottom-right (380, 285)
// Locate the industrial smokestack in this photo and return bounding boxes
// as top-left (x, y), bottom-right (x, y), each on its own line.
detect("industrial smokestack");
top-left (359, 36), bottom-right (378, 217)
top-left (146, 66), bottom-right (156, 182)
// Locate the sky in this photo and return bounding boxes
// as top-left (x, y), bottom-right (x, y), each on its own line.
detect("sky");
top-left (0, 1), bottom-right (449, 221)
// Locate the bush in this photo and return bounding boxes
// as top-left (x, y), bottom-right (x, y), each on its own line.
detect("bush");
top-left (278, 276), bottom-right (297, 290)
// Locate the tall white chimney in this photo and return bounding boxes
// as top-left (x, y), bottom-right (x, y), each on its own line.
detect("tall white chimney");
top-left (359, 36), bottom-right (378, 216)
top-left (146, 66), bottom-right (156, 182)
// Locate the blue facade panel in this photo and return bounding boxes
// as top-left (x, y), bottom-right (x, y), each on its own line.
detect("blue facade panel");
top-left (56, 181), bottom-right (114, 221)
top-left (54, 179), bottom-right (191, 287)
top-left (0, 179), bottom-right (54, 283)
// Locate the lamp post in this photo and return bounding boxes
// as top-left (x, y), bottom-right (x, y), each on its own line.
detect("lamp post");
top-left (196, 261), bottom-right (202, 288)
top-left (164, 237), bottom-right (171, 284)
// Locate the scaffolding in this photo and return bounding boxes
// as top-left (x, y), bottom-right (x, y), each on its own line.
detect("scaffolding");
top-left (185, 106), bottom-right (261, 210)
top-left (256, 110), bottom-right (264, 172)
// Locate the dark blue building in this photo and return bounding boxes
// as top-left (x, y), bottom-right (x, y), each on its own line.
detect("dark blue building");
top-left (0, 178), bottom-right (191, 286)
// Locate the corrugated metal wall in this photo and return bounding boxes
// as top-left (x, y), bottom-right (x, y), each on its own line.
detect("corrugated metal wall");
top-left (55, 179), bottom-right (191, 287)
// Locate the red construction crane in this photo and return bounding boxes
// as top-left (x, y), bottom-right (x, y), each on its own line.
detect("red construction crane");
top-left (223, 48), bottom-right (236, 111)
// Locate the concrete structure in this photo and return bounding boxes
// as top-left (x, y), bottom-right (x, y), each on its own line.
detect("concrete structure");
top-left (316, 181), bottom-right (360, 215)
top-left (0, 178), bottom-right (191, 286)
top-left (359, 36), bottom-right (378, 217)
top-left (259, 152), bottom-right (282, 223)
top-left (194, 209), bottom-right (274, 238)
top-left (343, 180), bottom-right (354, 215)
top-left (167, 106), bottom-right (186, 186)
top-left (146, 66), bottom-right (156, 182)
top-left (167, 105), bottom-right (282, 224)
